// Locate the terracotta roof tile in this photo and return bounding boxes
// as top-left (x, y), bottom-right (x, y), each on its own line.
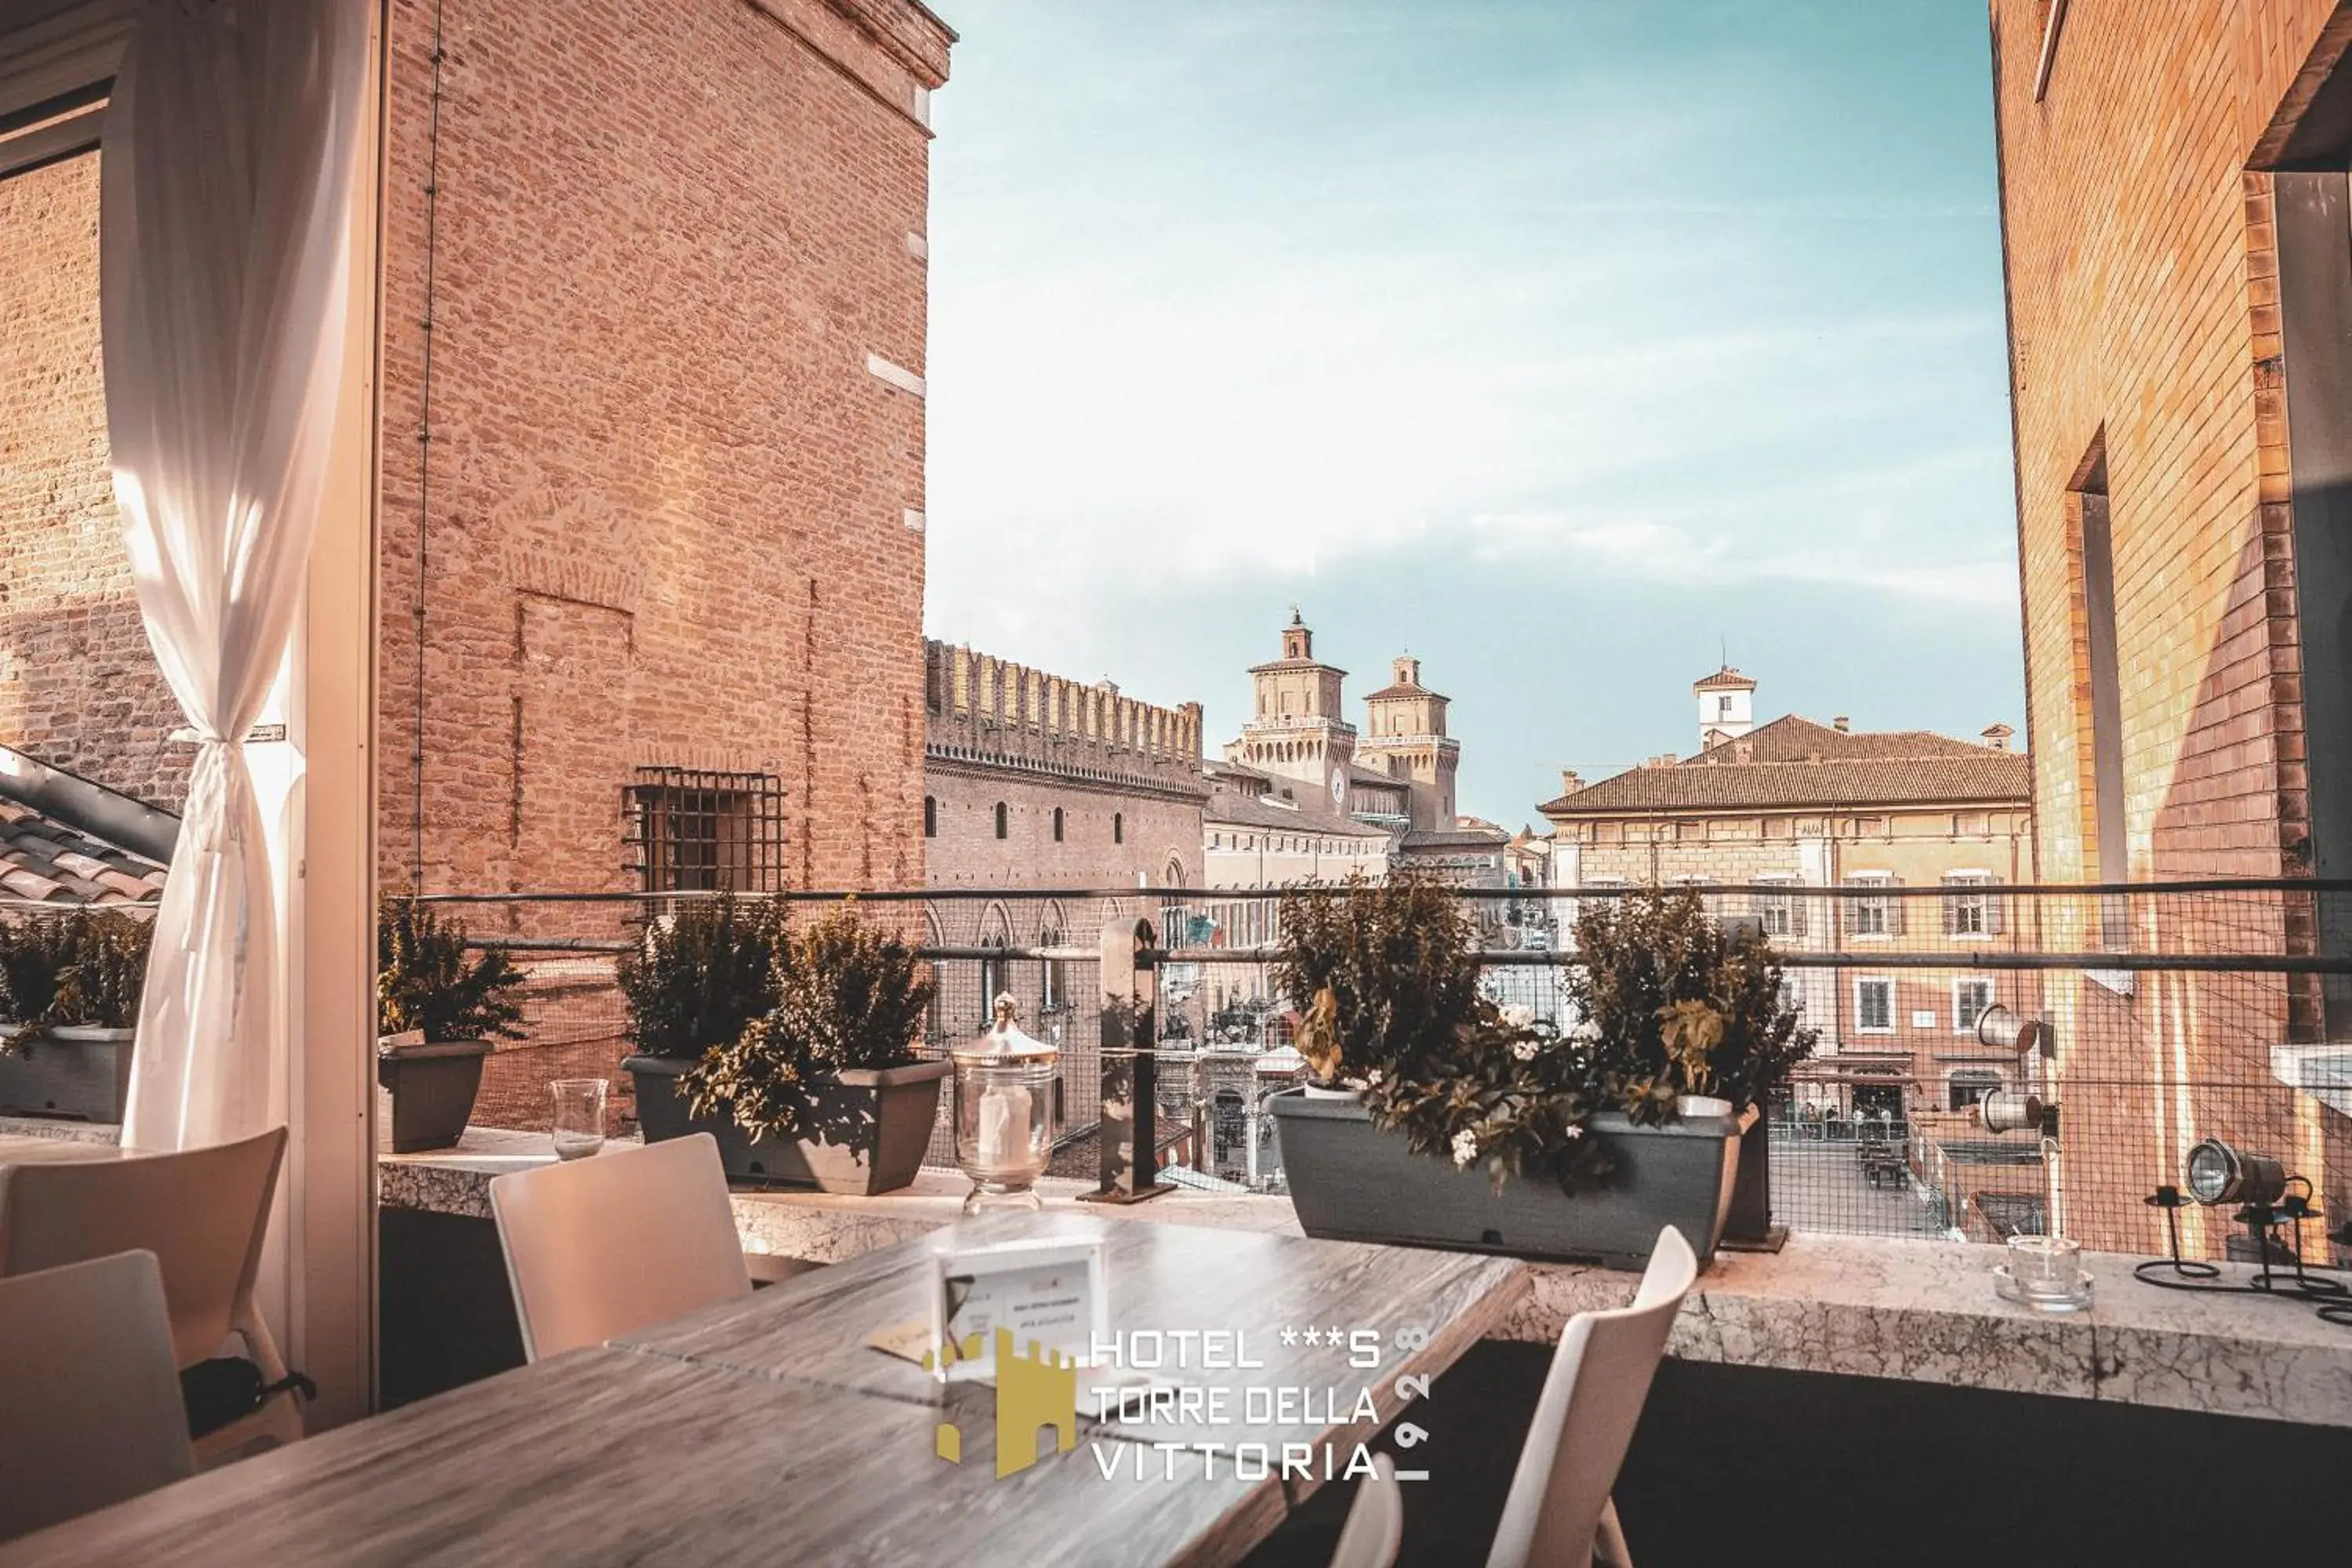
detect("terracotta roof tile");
top-left (1540, 716), bottom-right (2030, 816)
top-left (0, 804), bottom-right (169, 909)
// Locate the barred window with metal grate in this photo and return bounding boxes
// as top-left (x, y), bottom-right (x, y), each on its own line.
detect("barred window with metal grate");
top-left (624, 768), bottom-right (786, 892)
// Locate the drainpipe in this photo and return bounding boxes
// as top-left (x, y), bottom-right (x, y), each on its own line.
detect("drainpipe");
top-left (0, 746), bottom-right (181, 864)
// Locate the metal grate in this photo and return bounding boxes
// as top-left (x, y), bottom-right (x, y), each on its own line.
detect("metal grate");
top-left (622, 768), bottom-right (786, 893)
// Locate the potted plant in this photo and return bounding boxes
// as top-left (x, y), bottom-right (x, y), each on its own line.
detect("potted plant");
top-left (0, 913), bottom-right (146, 1123)
top-left (619, 893), bottom-right (780, 1160)
top-left (670, 903), bottom-right (946, 1193)
top-left (376, 897), bottom-right (527, 1152)
top-left (1566, 886), bottom-right (1817, 1251)
top-left (1269, 878), bottom-right (1810, 1269)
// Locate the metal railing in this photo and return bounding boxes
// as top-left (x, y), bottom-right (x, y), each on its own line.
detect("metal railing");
top-left (366, 879), bottom-right (2352, 1268)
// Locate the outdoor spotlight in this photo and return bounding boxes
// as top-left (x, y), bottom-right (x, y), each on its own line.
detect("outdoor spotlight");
top-left (1978, 1089), bottom-right (2045, 1136)
top-left (1975, 1003), bottom-right (2052, 1058)
top-left (2182, 1138), bottom-right (2288, 1208)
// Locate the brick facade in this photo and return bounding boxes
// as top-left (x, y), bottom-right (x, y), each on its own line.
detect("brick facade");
top-left (2, 0), bottom-right (953, 1131)
top-left (1991, 0), bottom-right (2350, 1251)
top-left (922, 640), bottom-right (1207, 918)
top-left (379, 0), bottom-right (946, 907)
top-left (0, 154), bottom-right (188, 810)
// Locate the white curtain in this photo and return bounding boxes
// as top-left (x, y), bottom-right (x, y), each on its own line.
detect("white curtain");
top-left (104, 0), bottom-right (371, 1152)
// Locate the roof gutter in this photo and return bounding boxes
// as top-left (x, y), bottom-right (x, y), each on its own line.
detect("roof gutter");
top-left (0, 745), bottom-right (180, 864)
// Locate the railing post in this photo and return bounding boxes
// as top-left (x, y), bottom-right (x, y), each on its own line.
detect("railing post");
top-left (1081, 916), bottom-right (1174, 1204)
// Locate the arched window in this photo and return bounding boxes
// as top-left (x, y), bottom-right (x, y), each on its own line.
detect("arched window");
top-left (923, 796), bottom-right (936, 837)
top-left (994, 802), bottom-right (1008, 840)
top-left (1113, 812), bottom-right (1124, 844)
top-left (1052, 807), bottom-right (1064, 843)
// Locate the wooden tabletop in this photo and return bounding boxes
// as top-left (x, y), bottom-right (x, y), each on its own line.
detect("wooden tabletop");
top-left (0, 1214), bottom-right (1530, 1568)
top-left (0, 1134), bottom-right (131, 1167)
top-left (616, 1210), bottom-right (1530, 1506)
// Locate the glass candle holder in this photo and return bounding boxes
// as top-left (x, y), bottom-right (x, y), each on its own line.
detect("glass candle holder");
top-left (550, 1077), bottom-right (608, 1161)
top-left (2001, 1233), bottom-right (2091, 1313)
top-left (952, 1044), bottom-right (1058, 1214)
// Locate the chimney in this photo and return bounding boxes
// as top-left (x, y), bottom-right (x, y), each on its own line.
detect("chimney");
top-left (1832, 715), bottom-right (1850, 733)
top-left (1559, 768), bottom-right (1584, 797)
top-left (1981, 722), bottom-right (2014, 752)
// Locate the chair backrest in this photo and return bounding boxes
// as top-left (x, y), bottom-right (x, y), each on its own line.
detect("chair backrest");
top-left (0, 1250), bottom-right (195, 1542)
top-left (0, 1127), bottom-right (287, 1367)
top-left (1485, 1225), bottom-right (1697, 1568)
top-left (490, 1133), bottom-right (752, 1360)
top-left (1330, 1453), bottom-right (1403, 1568)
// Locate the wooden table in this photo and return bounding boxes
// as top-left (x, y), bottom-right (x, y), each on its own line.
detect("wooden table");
top-left (2, 1214), bottom-right (1528, 1567)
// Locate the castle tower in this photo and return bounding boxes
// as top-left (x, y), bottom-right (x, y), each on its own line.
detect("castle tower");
top-left (1359, 655), bottom-right (1460, 831)
top-left (1693, 666), bottom-right (1757, 750)
top-left (1233, 608), bottom-right (1358, 808)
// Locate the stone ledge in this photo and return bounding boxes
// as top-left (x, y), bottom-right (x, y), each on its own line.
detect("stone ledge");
top-left (382, 1127), bottom-right (2352, 1428)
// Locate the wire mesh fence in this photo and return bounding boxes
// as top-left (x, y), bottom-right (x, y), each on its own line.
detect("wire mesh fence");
top-left (364, 880), bottom-right (2352, 1268)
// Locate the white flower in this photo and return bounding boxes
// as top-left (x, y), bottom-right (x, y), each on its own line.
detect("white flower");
top-left (1501, 1004), bottom-right (1537, 1031)
top-left (1366, 1069), bottom-right (1383, 1086)
top-left (1510, 1038), bottom-right (1539, 1062)
top-left (1563, 1123), bottom-right (1584, 1139)
top-left (1571, 1020), bottom-right (1601, 1045)
top-left (1450, 1129), bottom-right (1479, 1169)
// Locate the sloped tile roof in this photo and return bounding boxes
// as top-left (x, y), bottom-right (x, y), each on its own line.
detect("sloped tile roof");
top-left (1540, 715), bottom-right (2030, 815)
top-left (0, 800), bottom-right (168, 906)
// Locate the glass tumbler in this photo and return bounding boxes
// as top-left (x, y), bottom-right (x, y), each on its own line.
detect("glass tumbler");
top-left (2005, 1233), bottom-right (2090, 1312)
top-left (550, 1077), bottom-right (608, 1161)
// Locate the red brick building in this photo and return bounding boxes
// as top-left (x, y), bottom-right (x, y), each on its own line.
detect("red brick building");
top-left (1991, 0), bottom-right (2352, 1250)
top-left (2, 0), bottom-right (954, 1123)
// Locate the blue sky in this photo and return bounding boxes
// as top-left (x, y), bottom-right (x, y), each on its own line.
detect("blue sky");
top-left (922, 0), bottom-right (2020, 827)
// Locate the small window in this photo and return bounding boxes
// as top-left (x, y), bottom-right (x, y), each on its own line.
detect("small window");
top-left (924, 795), bottom-right (937, 838)
top-left (1942, 873), bottom-right (1998, 937)
top-left (1755, 876), bottom-right (1803, 938)
top-left (1052, 807), bottom-right (1065, 843)
top-left (1114, 812), bottom-right (1124, 844)
top-left (1844, 874), bottom-right (1897, 938)
top-left (993, 802), bottom-right (1009, 840)
top-left (1856, 978), bottom-right (1894, 1033)
top-left (626, 767), bottom-right (786, 892)
top-left (1954, 978), bottom-right (1995, 1033)
top-left (1949, 1068), bottom-right (2003, 1112)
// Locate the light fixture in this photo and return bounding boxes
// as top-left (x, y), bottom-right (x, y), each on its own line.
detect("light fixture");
top-left (1978, 1089), bottom-right (2045, 1135)
top-left (1975, 1003), bottom-right (2052, 1058)
top-left (2182, 1138), bottom-right (2288, 1208)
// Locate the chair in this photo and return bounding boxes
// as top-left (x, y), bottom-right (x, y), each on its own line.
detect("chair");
top-left (0, 1127), bottom-right (298, 1463)
top-left (490, 1132), bottom-right (752, 1360)
top-left (1485, 1225), bottom-right (1698, 1568)
top-left (0, 1250), bottom-right (195, 1541)
top-left (1330, 1452), bottom-right (1403, 1568)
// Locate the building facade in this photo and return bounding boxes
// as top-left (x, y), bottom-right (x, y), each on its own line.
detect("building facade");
top-left (922, 639), bottom-right (1207, 902)
top-left (1210, 610), bottom-right (1506, 888)
top-left (1, 0), bottom-right (955, 1126)
top-left (1991, 0), bottom-right (2352, 1251)
top-left (1540, 671), bottom-right (2034, 1120)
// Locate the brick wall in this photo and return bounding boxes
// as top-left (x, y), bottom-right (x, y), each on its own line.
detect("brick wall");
top-left (924, 641), bottom-right (1209, 904)
top-left (379, 0), bottom-right (948, 906)
top-left (1992, 0), bottom-right (2347, 1251)
top-left (2, 0), bottom-right (951, 1131)
top-left (1994, 0), bottom-right (2333, 883)
top-left (0, 153), bottom-right (188, 810)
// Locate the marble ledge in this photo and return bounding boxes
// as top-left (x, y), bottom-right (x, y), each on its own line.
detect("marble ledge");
top-left (380, 1127), bottom-right (2352, 1429)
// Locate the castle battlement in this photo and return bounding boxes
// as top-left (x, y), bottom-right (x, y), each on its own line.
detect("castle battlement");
top-left (924, 640), bottom-right (1206, 799)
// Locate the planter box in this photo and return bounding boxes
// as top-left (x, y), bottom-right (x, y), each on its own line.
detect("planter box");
top-left (376, 1040), bottom-right (492, 1153)
top-left (1270, 1090), bottom-right (1751, 1270)
top-left (625, 1054), bottom-right (950, 1195)
top-left (0, 1025), bottom-right (134, 1123)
